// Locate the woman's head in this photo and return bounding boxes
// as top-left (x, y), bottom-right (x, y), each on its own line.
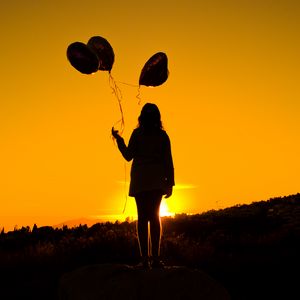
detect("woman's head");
top-left (138, 103), bottom-right (162, 130)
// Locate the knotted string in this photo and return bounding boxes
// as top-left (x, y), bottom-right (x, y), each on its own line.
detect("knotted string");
top-left (108, 73), bottom-right (125, 135)
top-left (108, 77), bottom-right (146, 215)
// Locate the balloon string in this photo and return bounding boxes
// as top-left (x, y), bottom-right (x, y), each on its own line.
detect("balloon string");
top-left (136, 86), bottom-right (142, 105)
top-left (108, 73), bottom-right (128, 215)
top-left (122, 162), bottom-right (128, 214)
top-left (109, 73), bottom-right (125, 135)
top-left (110, 78), bottom-right (142, 106)
top-left (116, 80), bottom-right (142, 106)
top-left (117, 81), bottom-right (139, 88)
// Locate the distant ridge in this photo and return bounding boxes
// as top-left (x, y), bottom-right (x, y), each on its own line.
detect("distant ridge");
top-left (52, 217), bottom-right (106, 229)
top-left (51, 194), bottom-right (300, 229)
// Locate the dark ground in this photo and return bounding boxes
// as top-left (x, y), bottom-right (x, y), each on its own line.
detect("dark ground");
top-left (1, 194), bottom-right (299, 299)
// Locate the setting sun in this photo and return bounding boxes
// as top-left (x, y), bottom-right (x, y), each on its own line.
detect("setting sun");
top-left (116, 186), bottom-right (187, 221)
top-left (112, 195), bottom-right (176, 220)
top-left (159, 200), bottom-right (175, 217)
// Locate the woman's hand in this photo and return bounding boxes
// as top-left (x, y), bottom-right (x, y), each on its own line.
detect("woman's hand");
top-left (164, 187), bottom-right (173, 198)
top-left (111, 127), bottom-right (121, 140)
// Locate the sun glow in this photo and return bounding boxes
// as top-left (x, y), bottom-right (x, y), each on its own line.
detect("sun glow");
top-left (109, 185), bottom-right (193, 222)
top-left (120, 197), bottom-right (175, 219)
top-left (159, 199), bottom-right (175, 217)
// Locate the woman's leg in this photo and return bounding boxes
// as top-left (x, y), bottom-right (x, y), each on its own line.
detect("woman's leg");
top-left (135, 194), bottom-right (150, 259)
top-left (149, 191), bottom-right (163, 259)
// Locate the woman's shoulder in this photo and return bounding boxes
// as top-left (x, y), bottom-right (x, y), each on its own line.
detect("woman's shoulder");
top-left (133, 127), bottom-right (169, 139)
top-left (132, 128), bottom-right (141, 136)
top-left (160, 129), bottom-right (170, 139)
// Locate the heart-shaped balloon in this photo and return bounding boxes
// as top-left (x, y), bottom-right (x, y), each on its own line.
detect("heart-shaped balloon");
top-left (67, 42), bottom-right (99, 74)
top-left (139, 52), bottom-right (169, 87)
top-left (87, 36), bottom-right (115, 72)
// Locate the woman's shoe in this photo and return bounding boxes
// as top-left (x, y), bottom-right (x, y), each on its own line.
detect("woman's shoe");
top-left (136, 257), bottom-right (151, 270)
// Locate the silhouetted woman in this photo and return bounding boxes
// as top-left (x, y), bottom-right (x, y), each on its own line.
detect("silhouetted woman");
top-left (112, 103), bottom-right (174, 268)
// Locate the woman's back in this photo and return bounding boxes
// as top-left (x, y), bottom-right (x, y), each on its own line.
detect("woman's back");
top-left (131, 128), bottom-right (168, 165)
top-left (129, 128), bottom-right (174, 197)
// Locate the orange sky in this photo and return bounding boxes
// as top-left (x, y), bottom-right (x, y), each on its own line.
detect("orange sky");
top-left (0, 0), bottom-right (299, 231)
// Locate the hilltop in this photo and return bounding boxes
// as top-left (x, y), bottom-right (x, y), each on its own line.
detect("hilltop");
top-left (0, 193), bottom-right (299, 299)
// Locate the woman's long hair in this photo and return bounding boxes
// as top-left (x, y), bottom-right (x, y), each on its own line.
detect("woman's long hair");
top-left (138, 103), bottom-right (163, 131)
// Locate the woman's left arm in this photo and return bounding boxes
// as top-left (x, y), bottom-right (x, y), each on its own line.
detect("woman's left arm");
top-left (112, 128), bottom-right (136, 162)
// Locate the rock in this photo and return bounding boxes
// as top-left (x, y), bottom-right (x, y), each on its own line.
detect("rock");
top-left (59, 264), bottom-right (230, 300)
